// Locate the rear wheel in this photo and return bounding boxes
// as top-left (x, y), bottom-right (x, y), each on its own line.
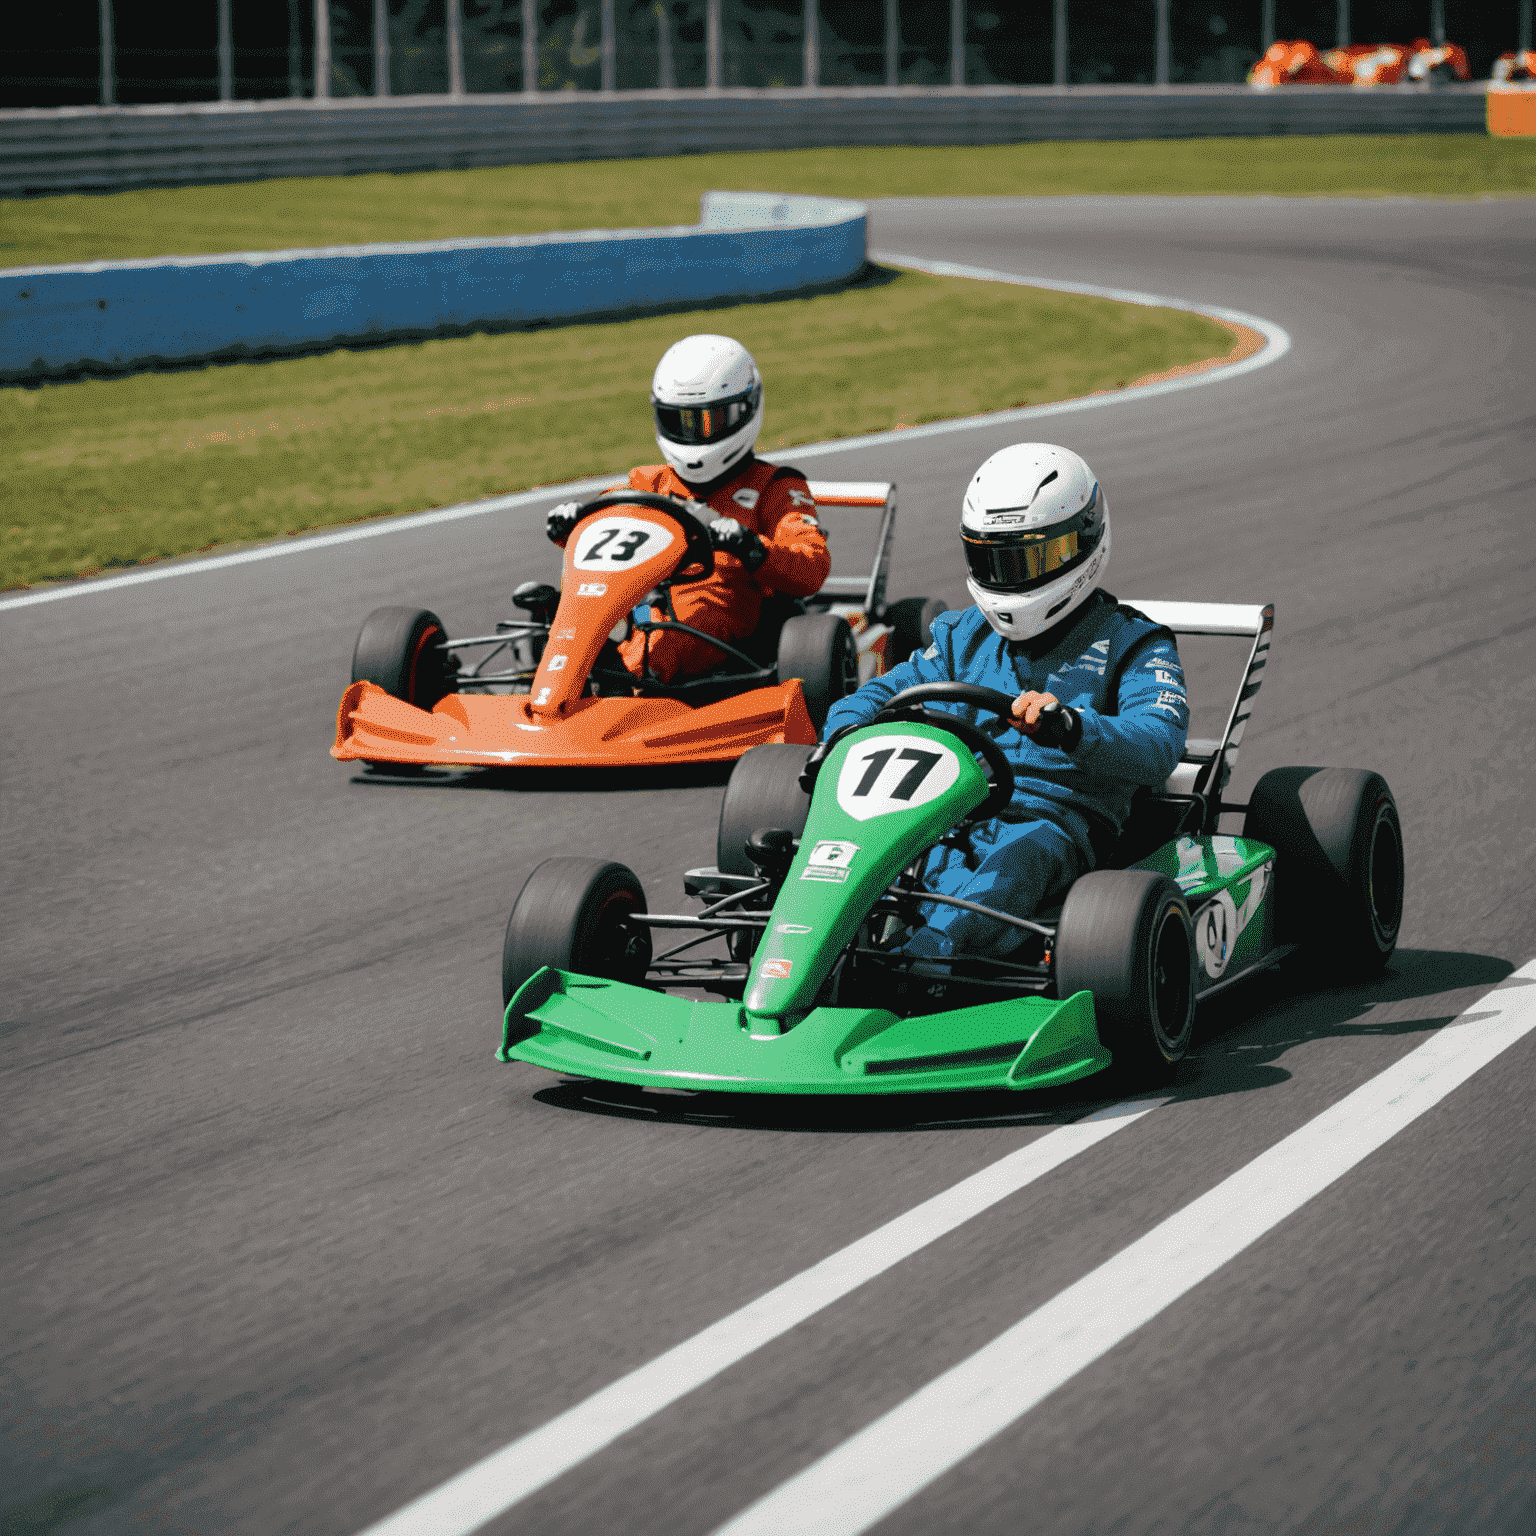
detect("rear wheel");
top-left (350, 606), bottom-right (451, 710)
top-left (777, 613), bottom-right (857, 733)
top-left (1244, 766), bottom-right (1403, 978)
top-left (884, 596), bottom-right (948, 668)
top-left (502, 858), bottom-right (652, 1010)
top-left (1054, 870), bottom-right (1197, 1081)
top-left (717, 743), bottom-right (814, 875)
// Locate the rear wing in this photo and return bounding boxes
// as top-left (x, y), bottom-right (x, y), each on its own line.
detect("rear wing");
top-left (805, 480), bottom-right (897, 614)
top-left (1121, 599), bottom-right (1276, 802)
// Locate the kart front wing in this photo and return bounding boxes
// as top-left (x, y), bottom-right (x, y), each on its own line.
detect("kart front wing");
top-left (501, 968), bottom-right (1110, 1095)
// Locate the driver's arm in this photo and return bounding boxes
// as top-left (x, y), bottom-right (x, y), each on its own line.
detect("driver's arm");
top-left (1065, 633), bottom-right (1189, 785)
top-left (754, 478), bottom-right (830, 597)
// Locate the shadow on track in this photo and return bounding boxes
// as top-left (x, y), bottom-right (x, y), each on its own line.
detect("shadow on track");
top-left (521, 947), bottom-right (1514, 1134)
top-left (1175, 946), bottom-right (1516, 1104)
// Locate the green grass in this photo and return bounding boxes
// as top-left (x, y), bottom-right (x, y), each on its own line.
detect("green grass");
top-left (3, 135), bottom-right (1532, 269)
top-left (0, 266), bottom-right (1232, 590)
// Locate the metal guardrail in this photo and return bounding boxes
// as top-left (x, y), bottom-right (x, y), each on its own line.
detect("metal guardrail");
top-left (0, 191), bottom-right (865, 383)
top-left (0, 85), bottom-right (1488, 198)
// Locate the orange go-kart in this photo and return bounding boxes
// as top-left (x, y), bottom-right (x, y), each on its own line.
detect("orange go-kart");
top-left (331, 480), bottom-right (945, 772)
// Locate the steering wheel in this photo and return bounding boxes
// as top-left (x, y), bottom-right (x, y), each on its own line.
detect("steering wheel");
top-left (573, 491), bottom-right (715, 585)
top-left (799, 681), bottom-right (1018, 824)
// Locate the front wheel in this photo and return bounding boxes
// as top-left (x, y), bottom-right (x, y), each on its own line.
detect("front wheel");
top-left (777, 613), bottom-right (857, 733)
top-left (1243, 766), bottom-right (1403, 979)
top-left (717, 742), bottom-right (814, 876)
top-left (350, 606), bottom-right (451, 710)
top-left (502, 858), bottom-right (652, 1010)
top-left (1054, 870), bottom-right (1197, 1082)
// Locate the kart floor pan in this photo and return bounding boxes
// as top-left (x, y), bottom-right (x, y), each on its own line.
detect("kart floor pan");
top-left (332, 680), bottom-right (816, 768)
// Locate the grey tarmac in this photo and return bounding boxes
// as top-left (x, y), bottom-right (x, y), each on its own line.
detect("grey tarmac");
top-left (2, 194), bottom-right (1533, 1536)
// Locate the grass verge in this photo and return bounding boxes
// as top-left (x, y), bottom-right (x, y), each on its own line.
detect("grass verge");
top-left (3, 135), bottom-right (1532, 269)
top-left (1, 265), bottom-right (1233, 590)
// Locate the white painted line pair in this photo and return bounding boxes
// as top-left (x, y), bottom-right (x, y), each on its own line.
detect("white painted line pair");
top-left (356, 1096), bottom-right (1166, 1536)
top-left (360, 961), bottom-right (1536, 1536)
top-left (0, 257), bottom-right (1291, 615)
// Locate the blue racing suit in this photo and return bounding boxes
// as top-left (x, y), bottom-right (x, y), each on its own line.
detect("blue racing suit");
top-left (821, 590), bottom-right (1189, 957)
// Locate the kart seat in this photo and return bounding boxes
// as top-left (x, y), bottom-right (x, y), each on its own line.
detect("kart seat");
top-left (1102, 740), bottom-right (1221, 868)
top-left (1165, 737), bottom-right (1222, 797)
top-left (1103, 789), bottom-right (1205, 870)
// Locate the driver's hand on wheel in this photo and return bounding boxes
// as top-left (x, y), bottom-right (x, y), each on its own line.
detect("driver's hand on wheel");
top-left (708, 516), bottom-right (768, 572)
top-left (545, 501), bottom-right (582, 545)
top-left (1012, 690), bottom-right (1082, 751)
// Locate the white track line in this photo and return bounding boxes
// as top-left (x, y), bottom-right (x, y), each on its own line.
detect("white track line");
top-left (355, 1098), bottom-right (1167, 1536)
top-left (713, 960), bottom-right (1536, 1536)
top-left (1, 261), bottom-right (1290, 615)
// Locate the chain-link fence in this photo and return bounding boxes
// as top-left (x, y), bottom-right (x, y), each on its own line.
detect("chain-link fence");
top-left (3, 0), bottom-right (1524, 108)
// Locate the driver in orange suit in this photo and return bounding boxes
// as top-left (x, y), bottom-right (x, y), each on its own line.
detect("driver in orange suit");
top-left (545, 335), bottom-right (830, 683)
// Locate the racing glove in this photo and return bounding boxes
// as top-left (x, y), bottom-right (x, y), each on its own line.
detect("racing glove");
top-left (545, 501), bottom-right (582, 546)
top-left (708, 516), bottom-right (768, 573)
top-left (1030, 700), bottom-right (1083, 752)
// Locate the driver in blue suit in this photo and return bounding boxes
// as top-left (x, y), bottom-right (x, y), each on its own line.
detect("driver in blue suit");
top-left (821, 443), bottom-right (1189, 958)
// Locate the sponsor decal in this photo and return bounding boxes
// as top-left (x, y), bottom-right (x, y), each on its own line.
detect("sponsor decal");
top-left (731, 487), bottom-right (761, 509)
top-left (1091, 639), bottom-right (1110, 652)
top-left (1155, 668), bottom-right (1179, 686)
top-left (534, 687), bottom-right (553, 706)
top-left (546, 655), bottom-right (568, 672)
top-left (576, 583), bottom-right (608, 597)
top-left (1156, 689), bottom-right (1184, 711)
top-left (800, 840), bottom-right (860, 882)
top-left (760, 958), bottom-right (793, 980)
top-left (1196, 861), bottom-right (1271, 978)
top-left (556, 628), bottom-right (578, 640)
top-left (775, 922), bottom-right (812, 935)
top-left (922, 643), bottom-right (939, 660)
top-left (787, 488), bottom-right (817, 508)
top-left (1196, 890), bottom-right (1238, 978)
top-left (835, 736), bottom-right (960, 822)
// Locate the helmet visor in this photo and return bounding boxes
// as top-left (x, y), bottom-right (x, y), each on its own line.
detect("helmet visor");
top-left (960, 487), bottom-right (1103, 593)
top-left (653, 384), bottom-right (760, 446)
top-left (963, 530), bottom-right (1079, 591)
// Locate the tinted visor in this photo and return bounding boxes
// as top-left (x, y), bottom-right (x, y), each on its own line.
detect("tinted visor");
top-left (960, 487), bottom-right (1102, 593)
top-left (653, 383), bottom-right (760, 446)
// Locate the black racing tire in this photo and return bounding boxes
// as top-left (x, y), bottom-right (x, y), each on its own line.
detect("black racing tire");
top-left (502, 857), bottom-right (652, 1009)
top-left (777, 613), bottom-right (857, 733)
top-left (884, 596), bottom-right (948, 668)
top-left (350, 606), bottom-right (452, 711)
top-left (717, 743), bottom-right (815, 876)
top-left (1054, 869), bottom-right (1197, 1082)
top-left (1243, 766), bottom-right (1404, 979)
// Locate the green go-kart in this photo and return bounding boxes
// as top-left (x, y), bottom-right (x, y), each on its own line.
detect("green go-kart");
top-left (497, 602), bottom-right (1405, 1094)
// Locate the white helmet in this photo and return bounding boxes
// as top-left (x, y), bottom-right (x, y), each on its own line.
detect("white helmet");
top-left (651, 334), bottom-right (764, 485)
top-left (960, 443), bottom-right (1111, 642)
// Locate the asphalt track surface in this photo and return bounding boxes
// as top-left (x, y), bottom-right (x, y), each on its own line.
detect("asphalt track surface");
top-left (5, 195), bottom-right (1535, 1536)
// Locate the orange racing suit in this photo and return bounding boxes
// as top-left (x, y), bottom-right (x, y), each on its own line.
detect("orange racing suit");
top-left (603, 458), bottom-right (831, 683)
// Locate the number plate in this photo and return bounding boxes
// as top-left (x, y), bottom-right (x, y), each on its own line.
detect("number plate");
top-left (834, 734), bottom-right (961, 822)
top-left (572, 515), bottom-right (674, 571)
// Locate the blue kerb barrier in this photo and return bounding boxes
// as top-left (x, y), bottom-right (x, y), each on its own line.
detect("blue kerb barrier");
top-left (0, 191), bottom-right (866, 383)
